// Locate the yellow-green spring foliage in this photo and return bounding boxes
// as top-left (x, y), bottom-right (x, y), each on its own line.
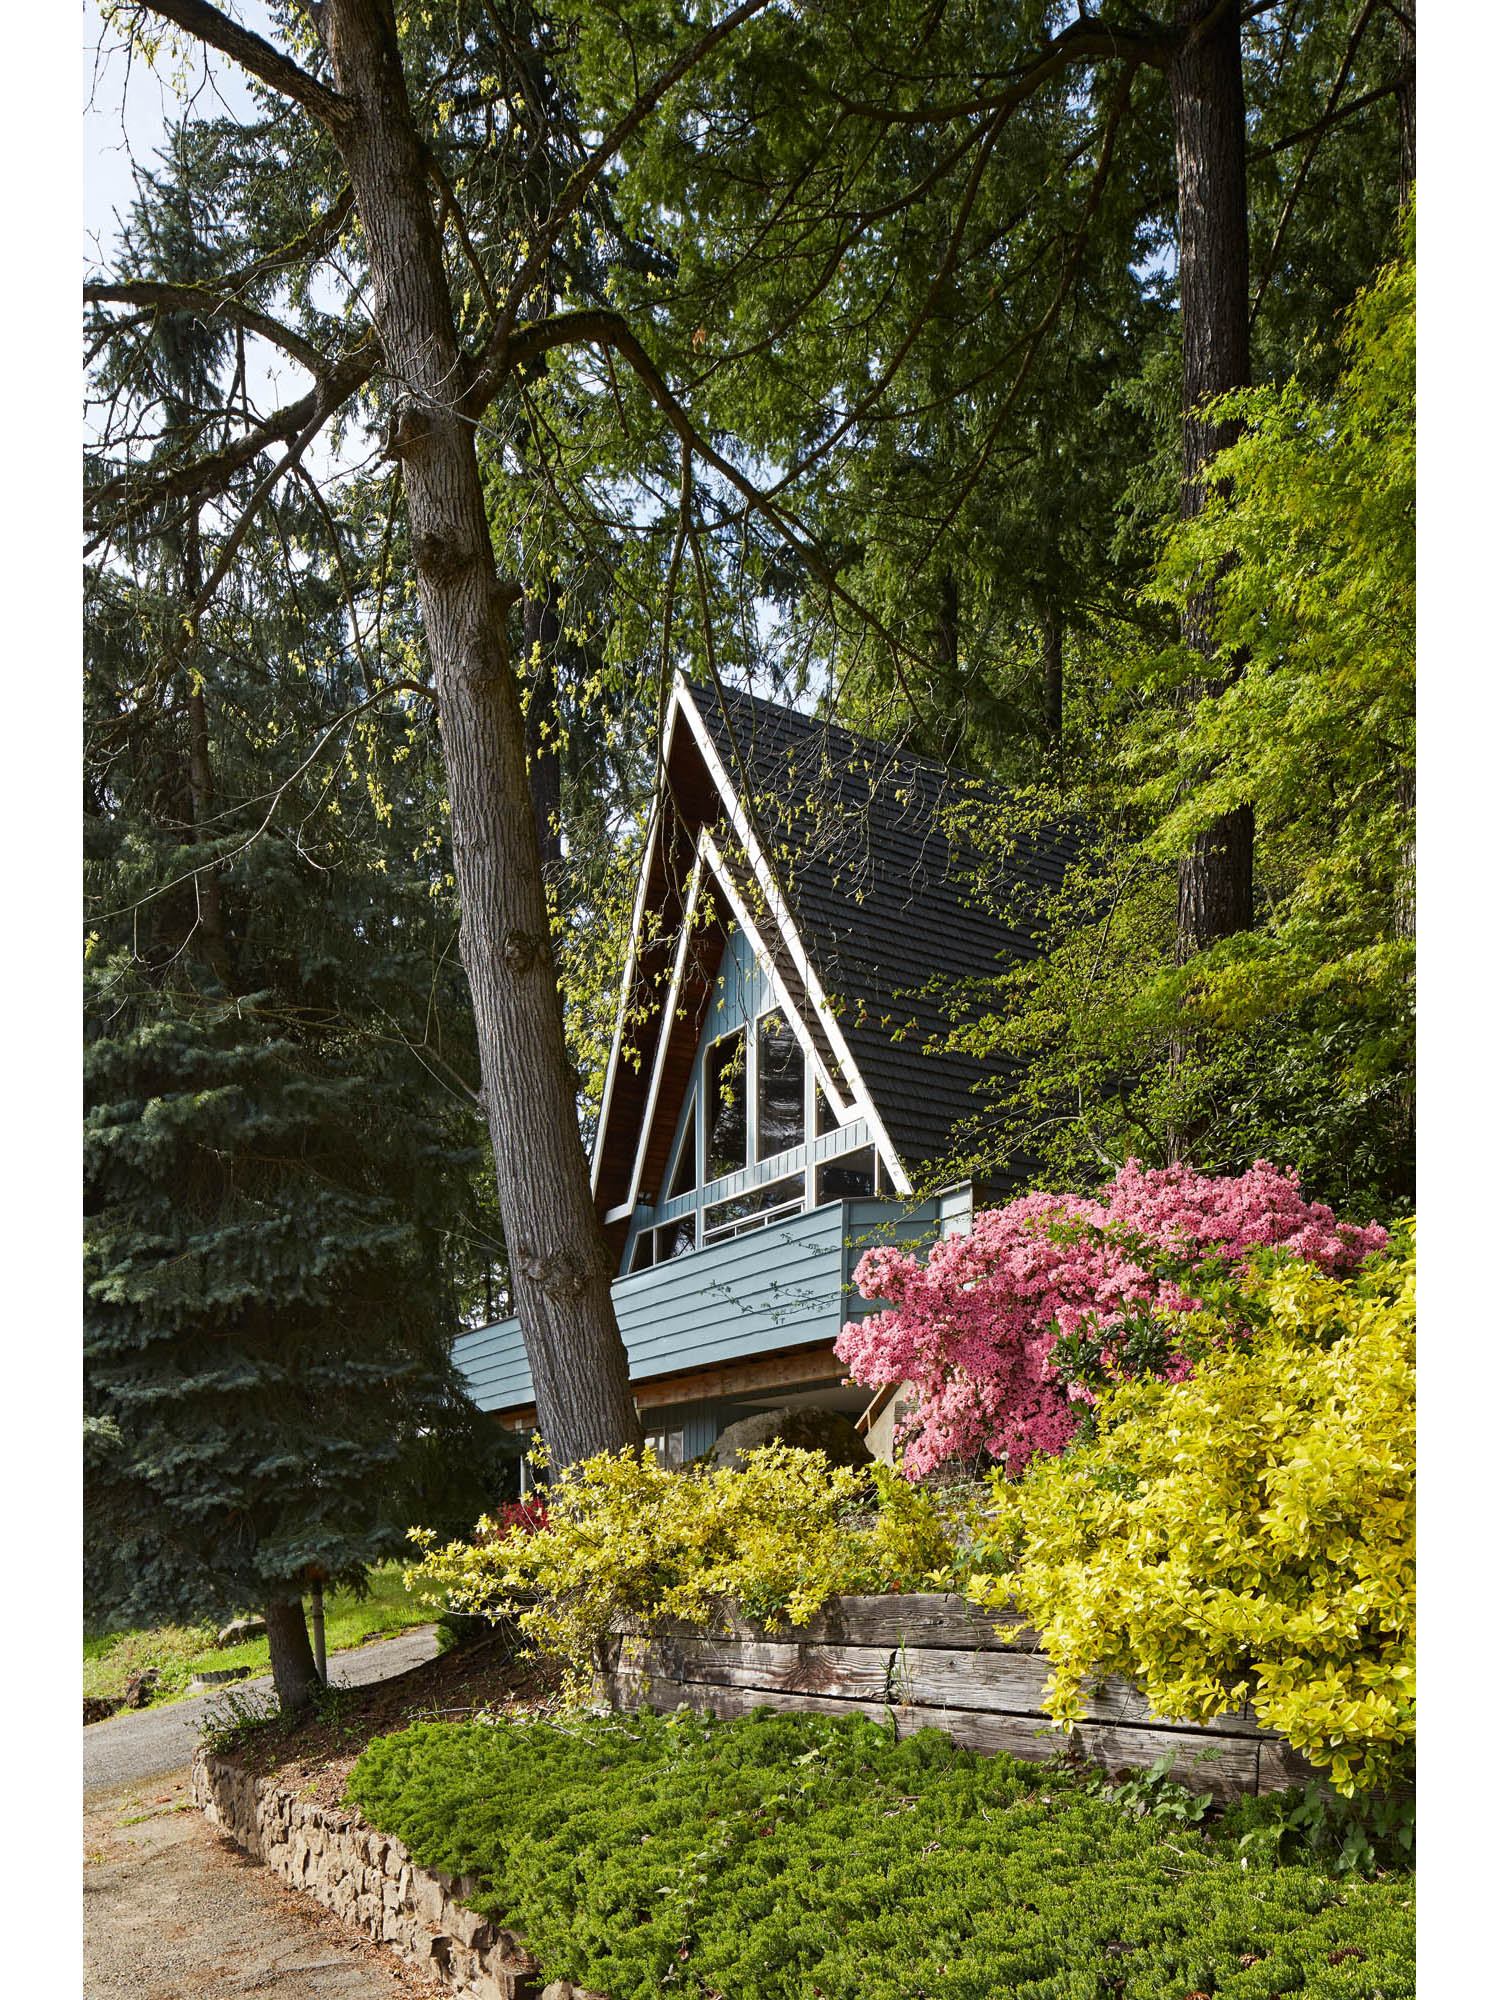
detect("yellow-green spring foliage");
top-left (970, 1227), bottom-right (1415, 1794)
top-left (407, 1443), bottom-right (960, 1699)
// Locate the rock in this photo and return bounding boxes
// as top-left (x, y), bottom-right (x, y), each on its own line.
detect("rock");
top-left (216, 1615), bottom-right (268, 1647)
top-left (84, 1696), bottom-right (123, 1725)
top-left (189, 1666), bottom-right (252, 1690)
top-left (710, 1406), bottom-right (874, 1472)
top-left (121, 1669), bottom-right (160, 1709)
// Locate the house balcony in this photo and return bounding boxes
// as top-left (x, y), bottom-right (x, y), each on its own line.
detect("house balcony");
top-left (452, 1192), bottom-right (965, 1424)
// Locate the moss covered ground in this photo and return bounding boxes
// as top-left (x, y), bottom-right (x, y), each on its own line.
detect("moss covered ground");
top-left (348, 1707), bottom-right (1414, 2000)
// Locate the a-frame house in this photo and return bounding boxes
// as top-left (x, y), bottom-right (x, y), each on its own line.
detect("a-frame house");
top-left (453, 677), bottom-right (1071, 1464)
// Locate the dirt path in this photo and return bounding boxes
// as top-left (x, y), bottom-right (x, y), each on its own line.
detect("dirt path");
top-left (84, 1773), bottom-right (447, 2000)
top-left (84, 1626), bottom-right (442, 1800)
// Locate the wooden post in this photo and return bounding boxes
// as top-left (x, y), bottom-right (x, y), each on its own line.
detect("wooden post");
top-left (309, 1580), bottom-right (327, 1683)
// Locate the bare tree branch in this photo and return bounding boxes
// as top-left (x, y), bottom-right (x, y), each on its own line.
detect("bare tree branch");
top-left (85, 341), bottom-right (377, 545)
top-left (217, 185), bottom-right (356, 294)
top-left (1245, 76), bottom-right (1403, 162)
top-left (137, 0), bottom-right (351, 126)
top-left (85, 280), bottom-right (330, 377)
top-left (481, 0), bottom-right (777, 368)
top-left (1251, 0), bottom-right (1380, 322)
top-left (499, 306), bottom-right (936, 693)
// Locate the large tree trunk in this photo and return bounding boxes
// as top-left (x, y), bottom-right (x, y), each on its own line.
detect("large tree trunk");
top-left (183, 512), bottom-right (234, 991)
top-left (1395, 5), bottom-right (1416, 211)
top-left (1168, 3), bottom-right (1254, 967)
top-left (317, 0), bottom-right (641, 1466)
top-left (1040, 604), bottom-right (1063, 758)
top-left (521, 581), bottom-right (564, 889)
top-left (264, 1598), bottom-right (321, 1710)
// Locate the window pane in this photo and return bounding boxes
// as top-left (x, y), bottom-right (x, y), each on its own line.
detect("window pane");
top-left (756, 1010), bottom-right (805, 1160)
top-left (629, 1229), bottom-right (655, 1273)
top-left (668, 1101), bottom-right (697, 1198)
top-left (656, 1216), bottom-right (697, 1261)
top-left (814, 1081), bottom-right (841, 1136)
top-left (703, 1173), bottom-right (804, 1243)
top-left (818, 1148), bottom-right (875, 1202)
top-left (706, 1029), bottom-right (747, 1181)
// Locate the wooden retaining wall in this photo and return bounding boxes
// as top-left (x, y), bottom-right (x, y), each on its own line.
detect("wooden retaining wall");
top-left (599, 1592), bottom-right (1315, 1803)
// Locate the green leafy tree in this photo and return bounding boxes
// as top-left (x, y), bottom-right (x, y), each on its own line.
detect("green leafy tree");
top-left (944, 232), bottom-right (1414, 1211)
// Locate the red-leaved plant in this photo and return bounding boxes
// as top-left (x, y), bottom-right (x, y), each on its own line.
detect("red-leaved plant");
top-left (477, 1497), bottom-right (549, 1543)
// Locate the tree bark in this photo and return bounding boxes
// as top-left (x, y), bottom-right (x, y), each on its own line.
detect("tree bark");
top-left (316, 0), bottom-right (641, 1465)
top-left (264, 1597), bottom-right (321, 1710)
top-left (1040, 604), bottom-right (1063, 758)
top-left (521, 581), bottom-right (564, 888)
top-left (1168, 1), bottom-right (1255, 965)
top-left (1395, 5), bottom-right (1416, 211)
top-left (1394, 764), bottom-right (1415, 945)
top-left (184, 512), bottom-right (234, 991)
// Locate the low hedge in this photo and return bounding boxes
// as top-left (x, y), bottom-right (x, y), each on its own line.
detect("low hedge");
top-left (347, 1708), bottom-right (1413, 2000)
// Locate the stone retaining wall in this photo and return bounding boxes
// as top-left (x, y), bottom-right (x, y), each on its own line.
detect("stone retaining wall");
top-left (190, 1747), bottom-right (578, 2000)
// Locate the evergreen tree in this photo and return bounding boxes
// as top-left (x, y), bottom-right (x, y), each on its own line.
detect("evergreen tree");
top-left (85, 165), bottom-right (504, 1696)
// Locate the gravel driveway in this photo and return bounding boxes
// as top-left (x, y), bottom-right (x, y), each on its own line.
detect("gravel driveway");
top-left (83, 1625), bottom-right (442, 1800)
top-left (84, 1773), bottom-right (446, 1999)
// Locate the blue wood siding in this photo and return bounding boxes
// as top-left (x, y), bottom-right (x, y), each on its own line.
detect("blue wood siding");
top-left (453, 1195), bottom-right (944, 1417)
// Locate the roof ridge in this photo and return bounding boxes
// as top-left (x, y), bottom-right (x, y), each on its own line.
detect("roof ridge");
top-left (682, 679), bottom-right (1004, 799)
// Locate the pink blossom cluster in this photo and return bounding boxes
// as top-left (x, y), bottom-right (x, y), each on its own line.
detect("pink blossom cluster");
top-left (835, 1160), bottom-right (1387, 1480)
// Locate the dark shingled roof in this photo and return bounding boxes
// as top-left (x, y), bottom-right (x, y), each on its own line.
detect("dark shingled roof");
top-left (689, 684), bottom-right (1077, 1184)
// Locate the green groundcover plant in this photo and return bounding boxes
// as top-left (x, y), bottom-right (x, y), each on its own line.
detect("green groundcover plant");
top-left (348, 1709), bottom-right (1413, 2000)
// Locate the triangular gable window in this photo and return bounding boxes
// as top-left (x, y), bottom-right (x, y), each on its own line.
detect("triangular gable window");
top-left (756, 1009), bottom-right (804, 1158)
top-left (668, 1101), bottom-right (697, 1199)
top-left (705, 1026), bottom-right (748, 1180)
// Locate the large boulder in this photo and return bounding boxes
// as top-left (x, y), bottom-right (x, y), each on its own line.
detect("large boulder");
top-left (710, 1406), bottom-right (873, 1473)
top-left (216, 1615), bottom-right (268, 1648)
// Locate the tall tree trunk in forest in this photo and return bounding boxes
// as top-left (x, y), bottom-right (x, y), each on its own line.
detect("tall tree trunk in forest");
top-left (264, 1597), bottom-right (321, 1709)
top-left (1168, 0), bottom-right (1254, 979)
top-left (1395, 6), bottom-right (1416, 210)
top-left (183, 512), bottom-right (234, 991)
top-left (316, 0), bottom-right (641, 1465)
top-left (522, 581), bottom-right (564, 889)
top-left (1040, 604), bottom-right (1063, 759)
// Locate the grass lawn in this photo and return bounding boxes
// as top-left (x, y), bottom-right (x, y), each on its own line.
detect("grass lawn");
top-left (82, 1563), bottom-right (433, 1708)
top-left (347, 1706), bottom-right (1414, 2000)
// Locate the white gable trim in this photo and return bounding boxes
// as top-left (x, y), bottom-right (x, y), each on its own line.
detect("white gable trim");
top-left (622, 850), bottom-right (707, 1216)
top-left (674, 682), bottom-right (914, 1197)
top-left (698, 829), bottom-right (912, 1199)
top-left (590, 699), bottom-right (687, 1192)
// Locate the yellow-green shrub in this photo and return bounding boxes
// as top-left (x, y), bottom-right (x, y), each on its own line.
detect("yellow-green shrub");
top-left (969, 1225), bottom-right (1415, 1794)
top-left (407, 1443), bottom-right (960, 1701)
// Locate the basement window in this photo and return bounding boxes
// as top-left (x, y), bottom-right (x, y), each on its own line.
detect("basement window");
top-left (702, 1173), bottom-right (805, 1245)
top-left (756, 1009), bottom-right (805, 1159)
top-left (706, 1028), bottom-right (747, 1180)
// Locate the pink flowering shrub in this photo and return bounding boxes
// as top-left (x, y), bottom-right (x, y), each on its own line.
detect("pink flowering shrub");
top-left (835, 1160), bottom-right (1387, 1479)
